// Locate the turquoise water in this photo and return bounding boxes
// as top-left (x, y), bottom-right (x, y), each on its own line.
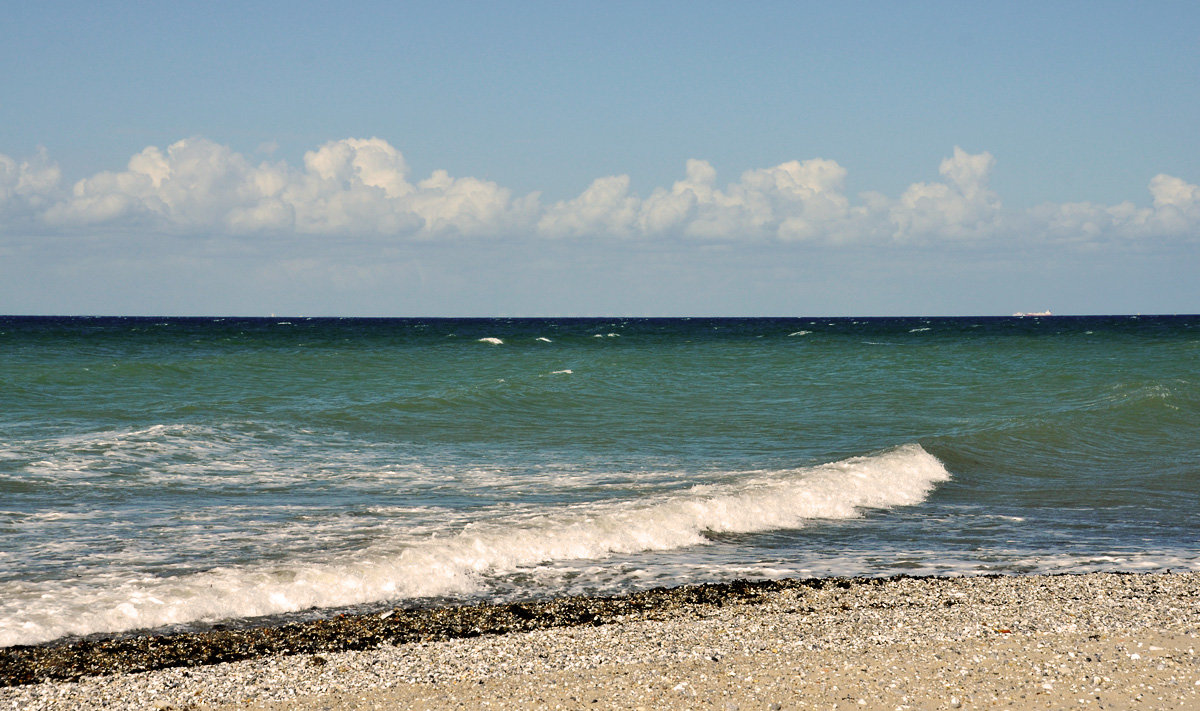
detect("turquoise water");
top-left (1, 316), bottom-right (1197, 645)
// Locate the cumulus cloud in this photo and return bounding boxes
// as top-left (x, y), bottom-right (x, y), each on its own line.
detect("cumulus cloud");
top-left (0, 147), bottom-right (62, 221)
top-left (1030, 171), bottom-right (1200, 244)
top-left (888, 147), bottom-right (1003, 243)
top-left (38, 137), bottom-right (526, 238)
top-left (538, 175), bottom-right (640, 238)
top-left (2, 140), bottom-right (1197, 247)
top-left (45, 139), bottom-right (271, 229)
top-left (540, 148), bottom-right (1003, 243)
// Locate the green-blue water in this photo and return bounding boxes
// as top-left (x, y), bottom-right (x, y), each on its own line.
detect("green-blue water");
top-left (1, 316), bottom-right (1197, 646)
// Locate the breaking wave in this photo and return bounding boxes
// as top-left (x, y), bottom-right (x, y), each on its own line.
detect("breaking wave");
top-left (1, 445), bottom-right (948, 646)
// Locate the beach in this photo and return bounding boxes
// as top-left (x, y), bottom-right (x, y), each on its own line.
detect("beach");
top-left (4, 319), bottom-right (1199, 708)
top-left (3, 572), bottom-right (1198, 710)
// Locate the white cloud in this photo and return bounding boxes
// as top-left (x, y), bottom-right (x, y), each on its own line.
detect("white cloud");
top-left (636, 159), bottom-right (721, 237)
top-left (0, 147), bottom-right (62, 220)
top-left (44, 139), bottom-right (276, 230)
top-left (736, 158), bottom-right (853, 241)
top-left (3, 140), bottom-right (1198, 247)
top-left (539, 174), bottom-right (639, 238)
top-left (541, 149), bottom-right (1007, 245)
top-left (38, 137), bottom-right (528, 238)
top-left (1029, 172), bottom-right (1200, 244)
top-left (410, 169), bottom-right (537, 238)
top-left (1148, 174), bottom-right (1200, 233)
top-left (888, 147), bottom-right (1002, 243)
top-left (302, 137), bottom-right (410, 199)
top-left (628, 157), bottom-right (856, 241)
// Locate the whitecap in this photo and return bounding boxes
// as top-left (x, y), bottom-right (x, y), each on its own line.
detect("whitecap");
top-left (477, 337), bottom-right (504, 345)
top-left (0, 444), bottom-right (950, 646)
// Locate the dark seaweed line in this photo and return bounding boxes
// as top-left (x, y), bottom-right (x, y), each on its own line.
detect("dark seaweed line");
top-left (0, 576), bottom-right (927, 687)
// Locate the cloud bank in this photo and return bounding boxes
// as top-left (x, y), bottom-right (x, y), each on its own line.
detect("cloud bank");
top-left (2, 138), bottom-right (1197, 245)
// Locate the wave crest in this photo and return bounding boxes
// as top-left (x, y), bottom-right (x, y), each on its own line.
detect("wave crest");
top-left (0, 444), bottom-right (948, 646)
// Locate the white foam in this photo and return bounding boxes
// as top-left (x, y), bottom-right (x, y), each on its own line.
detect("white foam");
top-left (787, 330), bottom-right (812, 337)
top-left (551, 369), bottom-right (573, 375)
top-left (0, 445), bottom-right (949, 646)
top-left (477, 337), bottom-right (504, 345)
top-left (535, 337), bottom-right (552, 342)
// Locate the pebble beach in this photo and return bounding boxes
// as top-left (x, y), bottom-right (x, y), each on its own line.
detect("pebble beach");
top-left (3, 572), bottom-right (1198, 710)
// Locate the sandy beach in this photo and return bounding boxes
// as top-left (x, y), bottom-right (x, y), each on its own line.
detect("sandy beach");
top-left (3, 572), bottom-right (1198, 710)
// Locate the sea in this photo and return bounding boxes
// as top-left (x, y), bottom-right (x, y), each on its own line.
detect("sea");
top-left (1, 315), bottom-right (1197, 648)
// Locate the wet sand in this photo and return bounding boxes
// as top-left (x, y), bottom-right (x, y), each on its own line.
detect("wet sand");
top-left (3, 572), bottom-right (1198, 710)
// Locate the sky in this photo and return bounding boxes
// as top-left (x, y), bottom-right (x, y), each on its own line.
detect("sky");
top-left (1, 1), bottom-right (1197, 316)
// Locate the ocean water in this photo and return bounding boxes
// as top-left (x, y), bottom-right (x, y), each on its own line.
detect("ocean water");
top-left (1, 315), bottom-right (1197, 647)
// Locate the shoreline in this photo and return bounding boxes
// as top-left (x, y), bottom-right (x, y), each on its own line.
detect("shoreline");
top-left (3, 571), bottom-right (1198, 709)
top-left (2, 576), bottom-right (907, 686)
top-left (1, 576), bottom-right (893, 686)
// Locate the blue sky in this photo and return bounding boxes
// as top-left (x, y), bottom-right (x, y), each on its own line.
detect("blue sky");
top-left (2, 1), bottom-right (1197, 315)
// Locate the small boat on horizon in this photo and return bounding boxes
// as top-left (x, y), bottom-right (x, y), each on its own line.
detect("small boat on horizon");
top-left (1013, 310), bottom-right (1053, 317)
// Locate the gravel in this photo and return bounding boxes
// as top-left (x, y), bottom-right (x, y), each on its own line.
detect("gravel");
top-left (3, 572), bottom-right (1198, 710)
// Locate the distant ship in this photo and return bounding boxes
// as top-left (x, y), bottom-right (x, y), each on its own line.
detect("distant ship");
top-left (1013, 310), bottom-right (1053, 317)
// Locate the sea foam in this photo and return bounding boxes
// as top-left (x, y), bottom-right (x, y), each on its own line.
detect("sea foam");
top-left (0, 445), bottom-right (948, 646)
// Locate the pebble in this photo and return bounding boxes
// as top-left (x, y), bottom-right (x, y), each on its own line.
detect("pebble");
top-left (1, 572), bottom-right (1198, 710)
